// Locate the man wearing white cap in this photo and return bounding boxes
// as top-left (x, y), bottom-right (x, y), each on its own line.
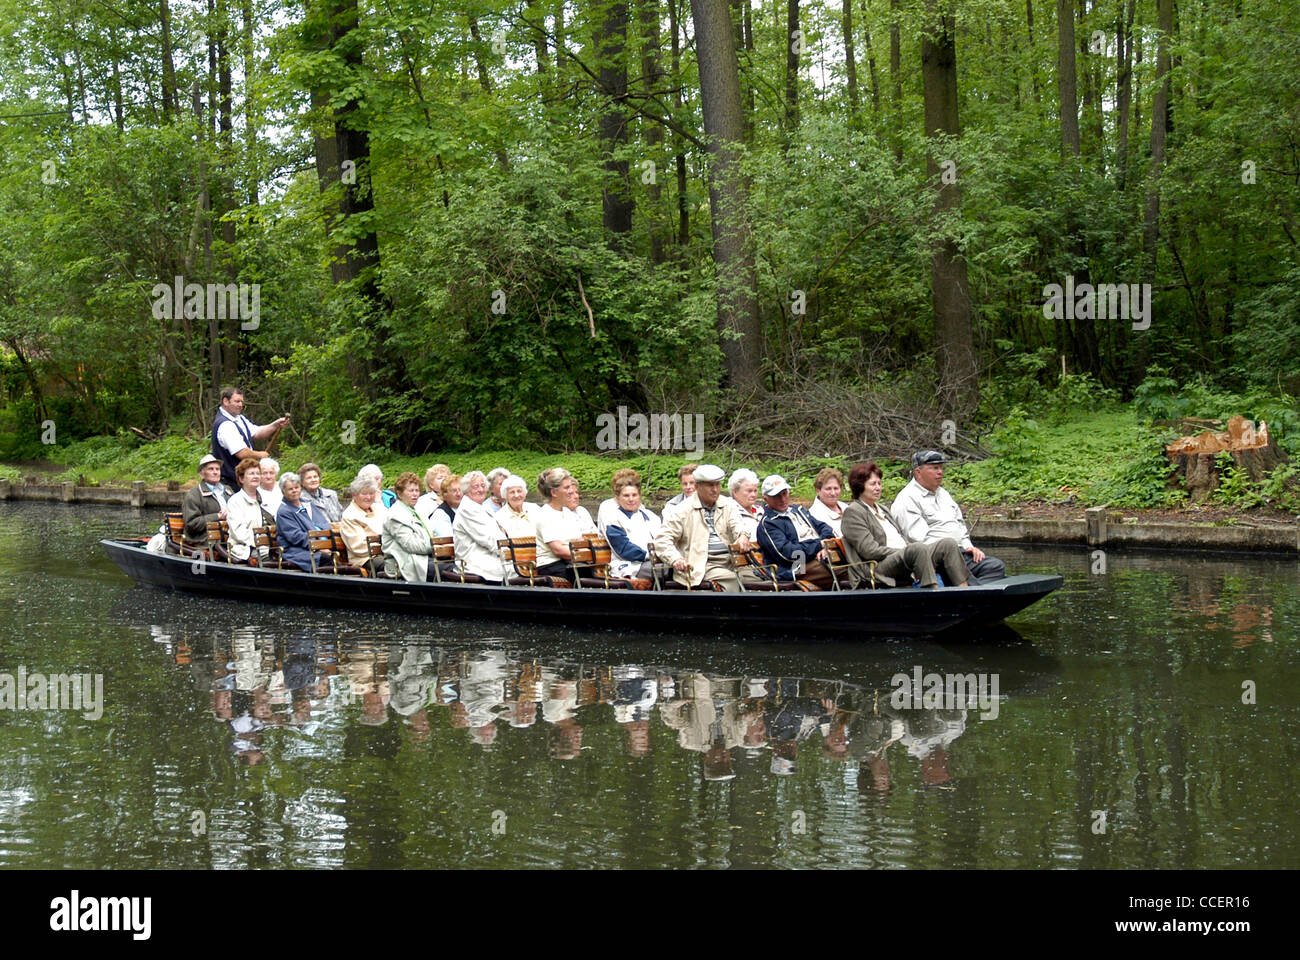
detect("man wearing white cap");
top-left (756, 475), bottom-right (836, 588)
top-left (653, 464), bottom-right (750, 590)
top-left (181, 454), bottom-right (233, 551)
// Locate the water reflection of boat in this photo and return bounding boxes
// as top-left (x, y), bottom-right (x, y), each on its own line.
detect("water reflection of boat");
top-left (158, 632), bottom-right (1057, 784)
top-left (102, 538), bottom-right (1061, 638)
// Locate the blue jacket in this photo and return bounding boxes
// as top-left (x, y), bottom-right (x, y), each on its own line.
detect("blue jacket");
top-left (276, 501), bottom-right (330, 570)
top-left (757, 506), bottom-right (833, 581)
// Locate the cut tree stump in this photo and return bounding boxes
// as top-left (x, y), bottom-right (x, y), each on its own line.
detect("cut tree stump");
top-left (1166, 415), bottom-right (1287, 501)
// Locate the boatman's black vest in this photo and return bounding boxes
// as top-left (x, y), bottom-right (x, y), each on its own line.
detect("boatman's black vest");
top-left (211, 409), bottom-right (254, 488)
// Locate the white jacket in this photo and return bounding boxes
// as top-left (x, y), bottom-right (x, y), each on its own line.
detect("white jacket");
top-left (453, 497), bottom-right (506, 581)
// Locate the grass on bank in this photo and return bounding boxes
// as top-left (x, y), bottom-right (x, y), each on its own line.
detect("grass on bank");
top-left (3, 397), bottom-right (1297, 513)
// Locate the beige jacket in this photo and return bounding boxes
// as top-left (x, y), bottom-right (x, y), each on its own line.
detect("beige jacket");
top-left (653, 493), bottom-right (746, 587)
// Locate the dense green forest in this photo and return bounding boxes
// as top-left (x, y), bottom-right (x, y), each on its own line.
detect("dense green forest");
top-left (0, 0), bottom-right (1297, 469)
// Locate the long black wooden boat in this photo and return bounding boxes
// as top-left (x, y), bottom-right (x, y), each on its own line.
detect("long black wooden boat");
top-left (101, 537), bottom-right (1062, 638)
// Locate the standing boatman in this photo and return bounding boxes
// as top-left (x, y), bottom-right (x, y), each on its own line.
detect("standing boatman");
top-left (211, 385), bottom-right (290, 488)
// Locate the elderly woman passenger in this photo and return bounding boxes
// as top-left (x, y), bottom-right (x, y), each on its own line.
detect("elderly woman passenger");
top-left (429, 474), bottom-right (462, 539)
top-left (566, 475), bottom-right (599, 534)
top-left (416, 463), bottom-right (451, 522)
top-left (227, 457), bottom-right (272, 564)
top-left (383, 472), bottom-right (435, 581)
top-left (535, 467), bottom-right (585, 579)
top-left (809, 467), bottom-right (848, 537)
top-left (726, 468), bottom-right (764, 538)
top-left (452, 470), bottom-right (504, 583)
top-left (840, 462), bottom-right (968, 589)
top-left (485, 466), bottom-right (511, 513)
top-left (358, 462), bottom-right (397, 508)
top-left (597, 469), bottom-right (662, 580)
top-left (340, 476), bottom-right (389, 571)
top-left (258, 457), bottom-right (283, 514)
top-left (275, 471), bottom-right (330, 570)
top-left (661, 463), bottom-right (698, 520)
top-left (495, 475), bottom-right (537, 540)
top-left (298, 462), bottom-right (342, 523)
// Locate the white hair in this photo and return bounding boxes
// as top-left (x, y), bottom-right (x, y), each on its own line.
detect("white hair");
top-left (486, 467), bottom-right (510, 484)
top-left (350, 477), bottom-right (379, 496)
top-left (728, 468), bottom-right (758, 495)
top-left (462, 470), bottom-right (488, 490)
top-left (359, 463), bottom-right (383, 483)
top-left (501, 474), bottom-right (527, 494)
top-left (261, 457), bottom-right (279, 474)
top-left (278, 471), bottom-right (301, 491)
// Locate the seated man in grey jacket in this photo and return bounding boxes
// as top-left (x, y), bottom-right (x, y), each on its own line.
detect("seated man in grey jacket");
top-left (841, 461), bottom-right (968, 589)
top-left (181, 454), bottom-right (233, 550)
top-left (891, 450), bottom-right (1005, 583)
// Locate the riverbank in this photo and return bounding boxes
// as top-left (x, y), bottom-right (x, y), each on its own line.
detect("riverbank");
top-left (4, 402), bottom-right (1297, 555)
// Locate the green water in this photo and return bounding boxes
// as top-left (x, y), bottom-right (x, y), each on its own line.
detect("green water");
top-left (0, 502), bottom-right (1296, 868)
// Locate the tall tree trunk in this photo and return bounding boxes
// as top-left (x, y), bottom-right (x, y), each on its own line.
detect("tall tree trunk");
top-left (160, 0), bottom-right (178, 119)
top-left (1057, 0), bottom-right (1079, 160)
top-left (640, 0), bottom-right (666, 263)
top-left (922, 4), bottom-right (977, 409)
top-left (216, 0), bottom-right (240, 385)
top-left (889, 0), bottom-right (902, 160)
top-left (1115, 0), bottom-right (1134, 190)
top-left (467, 17), bottom-right (510, 171)
top-left (842, 0), bottom-right (859, 119)
top-left (863, 19), bottom-right (881, 115)
top-left (1079, 0), bottom-right (1104, 159)
top-left (785, 0), bottom-right (800, 133)
top-left (109, 26), bottom-right (125, 131)
top-left (691, 0), bottom-right (762, 395)
top-left (1026, 0), bottom-right (1041, 104)
top-left (1057, 0), bottom-right (1100, 375)
top-left (307, 0), bottom-right (383, 305)
top-left (242, 0), bottom-right (258, 206)
top-left (670, 0), bottom-right (690, 247)
top-left (527, 0), bottom-right (549, 73)
top-left (598, 1), bottom-right (633, 241)
top-left (1143, 0), bottom-right (1173, 288)
top-left (1136, 0), bottom-right (1172, 380)
top-left (555, 0), bottom-right (565, 71)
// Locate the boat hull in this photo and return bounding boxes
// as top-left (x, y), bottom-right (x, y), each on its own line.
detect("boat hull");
top-left (99, 539), bottom-right (1062, 638)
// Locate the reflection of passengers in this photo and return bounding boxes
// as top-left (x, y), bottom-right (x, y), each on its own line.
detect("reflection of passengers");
top-left (389, 642), bottom-right (435, 738)
top-left (344, 647), bottom-right (390, 726)
top-left (760, 679), bottom-right (835, 776)
top-left (831, 690), bottom-right (906, 793)
top-left (542, 665), bottom-right (583, 759)
top-left (899, 708), bottom-right (967, 787)
top-left (611, 665), bottom-right (658, 758)
top-left (459, 650), bottom-right (508, 746)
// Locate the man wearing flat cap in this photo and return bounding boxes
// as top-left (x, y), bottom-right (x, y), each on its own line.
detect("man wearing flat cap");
top-left (654, 464), bottom-right (751, 591)
top-left (891, 451), bottom-right (1006, 583)
top-left (181, 453), bottom-right (233, 551)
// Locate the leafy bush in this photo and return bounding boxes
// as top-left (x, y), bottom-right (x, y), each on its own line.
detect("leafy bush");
top-left (1132, 366), bottom-right (1299, 453)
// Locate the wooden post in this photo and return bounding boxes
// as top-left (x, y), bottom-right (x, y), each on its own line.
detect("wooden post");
top-left (1085, 505), bottom-right (1107, 547)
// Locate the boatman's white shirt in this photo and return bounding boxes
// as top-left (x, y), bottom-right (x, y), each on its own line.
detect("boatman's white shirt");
top-left (890, 478), bottom-right (973, 551)
top-left (215, 408), bottom-right (262, 458)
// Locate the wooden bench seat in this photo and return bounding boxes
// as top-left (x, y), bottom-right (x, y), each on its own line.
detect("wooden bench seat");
top-left (498, 537), bottom-right (572, 587)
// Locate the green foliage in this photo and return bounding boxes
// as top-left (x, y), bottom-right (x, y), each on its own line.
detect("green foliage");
top-left (1132, 366), bottom-right (1300, 453)
top-left (1, 0), bottom-right (1298, 475)
top-left (948, 408), bottom-right (1184, 509)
